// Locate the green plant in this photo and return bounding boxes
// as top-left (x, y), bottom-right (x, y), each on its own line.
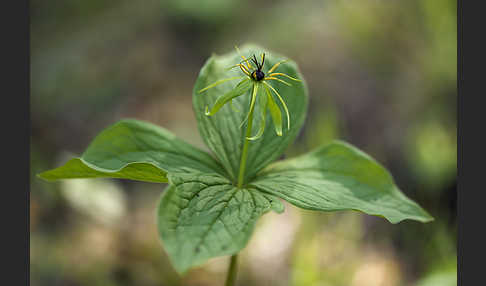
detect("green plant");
top-left (38, 44), bottom-right (433, 285)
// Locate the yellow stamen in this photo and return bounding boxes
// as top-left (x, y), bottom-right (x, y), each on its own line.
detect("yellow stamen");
top-left (238, 64), bottom-right (251, 77)
top-left (264, 77), bottom-right (292, 86)
top-left (235, 45), bottom-right (253, 70)
top-left (268, 60), bottom-right (289, 74)
top-left (228, 63), bottom-right (251, 77)
top-left (269, 72), bottom-right (301, 82)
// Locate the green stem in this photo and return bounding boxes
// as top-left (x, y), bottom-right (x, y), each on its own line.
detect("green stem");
top-left (224, 254), bottom-right (238, 286)
top-left (237, 83), bottom-right (257, 188)
top-left (237, 111), bottom-right (253, 188)
top-left (228, 85), bottom-right (257, 286)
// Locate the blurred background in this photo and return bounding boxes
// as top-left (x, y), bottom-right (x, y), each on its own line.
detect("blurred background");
top-left (30, 0), bottom-right (456, 285)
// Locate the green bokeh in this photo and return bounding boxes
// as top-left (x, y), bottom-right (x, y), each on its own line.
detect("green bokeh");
top-left (31, 0), bottom-right (456, 285)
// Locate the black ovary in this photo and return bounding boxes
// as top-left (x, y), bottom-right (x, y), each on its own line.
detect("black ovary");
top-left (253, 70), bottom-right (265, 81)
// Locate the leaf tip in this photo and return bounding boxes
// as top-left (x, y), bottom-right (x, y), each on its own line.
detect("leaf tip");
top-left (36, 169), bottom-right (60, 182)
top-left (419, 212), bottom-right (435, 223)
top-left (36, 172), bottom-right (49, 181)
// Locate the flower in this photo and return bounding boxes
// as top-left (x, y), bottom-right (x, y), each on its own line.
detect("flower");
top-left (198, 46), bottom-right (301, 140)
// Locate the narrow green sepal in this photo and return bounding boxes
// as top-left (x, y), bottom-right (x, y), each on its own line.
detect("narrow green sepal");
top-left (263, 81), bottom-right (291, 131)
top-left (199, 76), bottom-right (245, 93)
top-left (205, 79), bottom-right (251, 116)
top-left (265, 84), bottom-right (283, 136)
top-left (247, 84), bottom-right (268, 141)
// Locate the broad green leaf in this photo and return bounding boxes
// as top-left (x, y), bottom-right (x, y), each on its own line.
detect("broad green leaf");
top-left (38, 158), bottom-right (170, 183)
top-left (251, 141), bottom-right (433, 224)
top-left (38, 119), bottom-right (225, 183)
top-left (193, 44), bottom-right (308, 183)
top-left (157, 172), bottom-right (283, 274)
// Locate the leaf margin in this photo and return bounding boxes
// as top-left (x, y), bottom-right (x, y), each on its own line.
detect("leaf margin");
top-left (37, 119), bottom-right (227, 183)
top-left (251, 140), bottom-right (434, 224)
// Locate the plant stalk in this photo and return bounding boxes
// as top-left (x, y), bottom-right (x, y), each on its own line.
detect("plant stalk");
top-left (228, 85), bottom-right (257, 286)
top-left (224, 254), bottom-right (238, 286)
top-left (237, 84), bottom-right (257, 188)
top-left (237, 112), bottom-right (253, 188)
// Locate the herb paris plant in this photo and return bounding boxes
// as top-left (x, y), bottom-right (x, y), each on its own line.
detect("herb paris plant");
top-left (38, 44), bottom-right (433, 278)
